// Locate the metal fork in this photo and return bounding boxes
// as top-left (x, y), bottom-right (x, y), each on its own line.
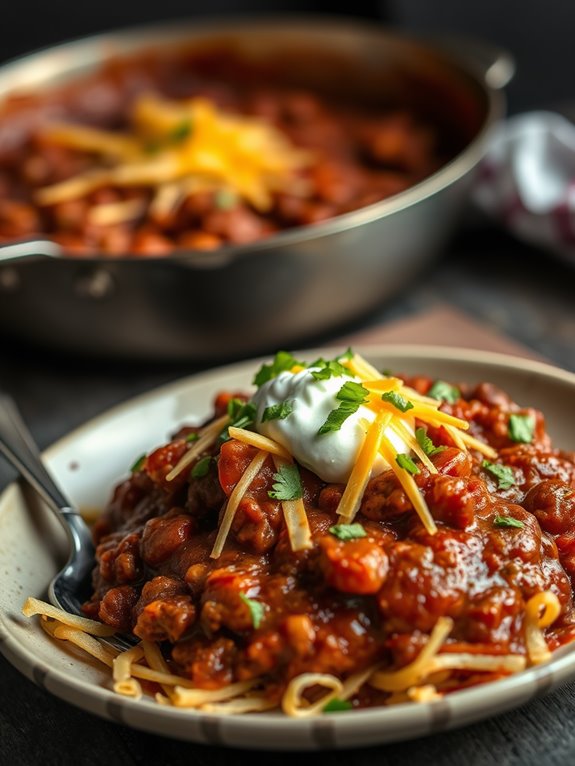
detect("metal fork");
top-left (0, 393), bottom-right (133, 650)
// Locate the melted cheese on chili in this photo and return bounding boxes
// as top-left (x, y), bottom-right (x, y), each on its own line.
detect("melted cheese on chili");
top-left (35, 94), bottom-right (311, 211)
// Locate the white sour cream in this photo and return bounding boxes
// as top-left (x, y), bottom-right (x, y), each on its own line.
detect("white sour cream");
top-left (251, 368), bottom-right (408, 483)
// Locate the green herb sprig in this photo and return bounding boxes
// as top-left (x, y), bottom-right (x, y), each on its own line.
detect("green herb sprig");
top-left (381, 390), bottom-right (414, 413)
top-left (239, 593), bottom-right (265, 629)
top-left (262, 400), bottom-right (294, 422)
top-left (415, 427), bottom-right (446, 457)
top-left (428, 380), bottom-right (460, 404)
top-left (253, 351), bottom-right (305, 388)
top-left (508, 414), bottom-right (535, 444)
top-left (329, 523), bottom-right (367, 541)
top-left (130, 454), bottom-right (146, 473)
top-left (482, 460), bottom-right (516, 490)
top-left (493, 515), bottom-right (524, 529)
top-left (395, 453), bottom-right (420, 475)
top-left (219, 398), bottom-right (257, 442)
top-left (268, 463), bottom-right (303, 501)
top-left (318, 381), bottom-right (369, 435)
top-left (323, 698), bottom-right (353, 713)
top-left (191, 456), bottom-right (213, 479)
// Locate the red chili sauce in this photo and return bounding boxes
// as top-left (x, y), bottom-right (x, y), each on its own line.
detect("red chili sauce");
top-left (84, 379), bottom-right (575, 708)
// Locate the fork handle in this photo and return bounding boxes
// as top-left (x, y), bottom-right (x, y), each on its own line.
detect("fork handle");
top-left (0, 394), bottom-right (75, 516)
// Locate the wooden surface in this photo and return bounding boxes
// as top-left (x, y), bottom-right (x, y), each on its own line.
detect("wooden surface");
top-left (339, 304), bottom-right (547, 359)
top-left (0, 226), bottom-right (574, 765)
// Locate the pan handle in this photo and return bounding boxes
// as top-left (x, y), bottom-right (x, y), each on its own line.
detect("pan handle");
top-left (430, 36), bottom-right (515, 91)
top-left (0, 238), bottom-right (63, 262)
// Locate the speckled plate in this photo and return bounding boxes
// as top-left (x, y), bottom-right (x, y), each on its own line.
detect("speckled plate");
top-left (1, 346), bottom-right (575, 750)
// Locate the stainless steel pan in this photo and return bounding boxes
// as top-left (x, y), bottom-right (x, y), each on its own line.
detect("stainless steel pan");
top-left (0, 17), bottom-right (513, 360)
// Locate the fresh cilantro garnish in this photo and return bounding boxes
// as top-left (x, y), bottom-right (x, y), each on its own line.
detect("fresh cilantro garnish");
top-left (381, 390), bottom-right (414, 413)
top-left (482, 460), bottom-right (516, 490)
top-left (239, 593), bottom-right (265, 629)
top-left (185, 432), bottom-right (200, 443)
top-left (169, 119), bottom-right (192, 143)
top-left (214, 188), bottom-right (237, 210)
top-left (323, 698), bottom-right (353, 713)
top-left (268, 463), bottom-right (303, 501)
top-left (262, 400), bottom-right (294, 422)
top-left (220, 399), bottom-right (257, 441)
top-left (337, 347), bottom-right (354, 362)
top-left (317, 381), bottom-right (369, 435)
top-left (336, 380), bottom-right (369, 404)
top-left (395, 453), bottom-right (420, 475)
top-left (253, 351), bottom-right (305, 388)
top-left (493, 515), bottom-right (524, 529)
top-left (508, 413), bottom-right (535, 444)
top-left (191, 456), bottom-right (212, 479)
top-left (310, 359), bottom-right (349, 381)
top-left (317, 403), bottom-right (359, 435)
top-left (415, 427), bottom-right (446, 457)
top-left (381, 369), bottom-right (394, 377)
top-left (130, 454), bottom-right (146, 473)
top-left (329, 523), bottom-right (367, 541)
top-left (428, 380), bottom-right (460, 404)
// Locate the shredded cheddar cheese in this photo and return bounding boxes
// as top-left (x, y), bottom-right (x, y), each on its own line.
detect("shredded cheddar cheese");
top-left (35, 94), bottom-right (312, 212)
top-left (227, 426), bottom-right (291, 460)
top-left (379, 433), bottom-right (438, 535)
top-left (210, 450), bottom-right (269, 559)
top-left (207, 351), bottom-right (494, 558)
top-left (336, 411), bottom-right (392, 522)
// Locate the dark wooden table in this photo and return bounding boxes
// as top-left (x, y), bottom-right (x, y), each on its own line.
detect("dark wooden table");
top-left (1, 225), bottom-right (574, 765)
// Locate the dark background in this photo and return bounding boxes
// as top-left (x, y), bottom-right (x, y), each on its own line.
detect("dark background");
top-left (1, 0), bottom-right (574, 115)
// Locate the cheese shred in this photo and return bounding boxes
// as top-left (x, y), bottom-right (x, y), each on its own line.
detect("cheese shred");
top-left (379, 434), bottom-right (437, 535)
top-left (210, 450), bottom-right (269, 559)
top-left (270, 455), bottom-right (313, 552)
top-left (166, 414), bottom-right (229, 482)
top-left (336, 411), bottom-right (392, 522)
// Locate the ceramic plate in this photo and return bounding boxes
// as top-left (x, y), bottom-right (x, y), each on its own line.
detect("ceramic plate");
top-left (2, 346), bottom-right (575, 750)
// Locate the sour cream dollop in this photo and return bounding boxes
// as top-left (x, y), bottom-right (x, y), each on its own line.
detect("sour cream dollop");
top-left (251, 368), bottom-right (409, 483)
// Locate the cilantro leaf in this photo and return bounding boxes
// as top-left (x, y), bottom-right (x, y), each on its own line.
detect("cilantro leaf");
top-left (191, 456), bottom-right (212, 479)
top-left (337, 347), bottom-right (354, 362)
top-left (317, 381), bottom-right (369, 436)
top-left (253, 351), bottom-right (305, 387)
top-left (268, 463), bottom-right (303, 501)
top-left (317, 402), bottom-right (358, 435)
top-left (336, 380), bottom-right (370, 405)
top-left (185, 432), bottom-right (200, 443)
top-left (262, 400), bottom-right (295, 422)
top-left (482, 460), bottom-right (516, 490)
top-left (415, 427), bottom-right (446, 457)
top-left (329, 523), bottom-right (367, 541)
top-left (310, 359), bottom-right (349, 381)
top-left (493, 515), bottom-right (524, 529)
top-left (508, 413), bottom-right (535, 444)
top-left (239, 593), bottom-right (265, 629)
top-left (323, 698), bottom-right (353, 713)
top-left (169, 119), bottom-right (192, 143)
top-left (220, 399), bottom-right (257, 441)
top-left (428, 380), bottom-right (460, 404)
top-left (381, 390), bottom-right (414, 413)
top-left (130, 453), bottom-right (146, 473)
top-left (395, 453), bottom-right (420, 475)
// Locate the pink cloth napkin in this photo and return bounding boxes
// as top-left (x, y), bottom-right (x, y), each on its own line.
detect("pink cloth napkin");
top-left (473, 111), bottom-right (575, 260)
